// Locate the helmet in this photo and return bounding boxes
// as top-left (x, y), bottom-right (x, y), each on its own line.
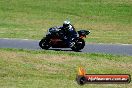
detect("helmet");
top-left (63, 20), bottom-right (70, 29)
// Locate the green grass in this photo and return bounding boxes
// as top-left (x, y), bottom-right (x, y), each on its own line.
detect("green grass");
top-left (0, 0), bottom-right (132, 43)
top-left (0, 48), bottom-right (132, 88)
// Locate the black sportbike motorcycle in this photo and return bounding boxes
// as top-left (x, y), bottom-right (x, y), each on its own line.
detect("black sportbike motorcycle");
top-left (39, 27), bottom-right (90, 51)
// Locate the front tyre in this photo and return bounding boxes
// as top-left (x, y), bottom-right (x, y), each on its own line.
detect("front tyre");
top-left (71, 38), bottom-right (85, 51)
top-left (39, 38), bottom-right (51, 50)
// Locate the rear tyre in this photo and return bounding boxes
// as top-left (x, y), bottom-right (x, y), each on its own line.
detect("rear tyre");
top-left (39, 38), bottom-right (51, 50)
top-left (71, 38), bottom-right (85, 51)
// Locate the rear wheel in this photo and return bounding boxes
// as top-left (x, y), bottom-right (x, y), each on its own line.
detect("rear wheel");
top-left (71, 38), bottom-right (85, 51)
top-left (39, 38), bottom-right (51, 50)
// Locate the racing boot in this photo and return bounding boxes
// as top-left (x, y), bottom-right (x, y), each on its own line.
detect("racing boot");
top-left (69, 42), bottom-right (75, 48)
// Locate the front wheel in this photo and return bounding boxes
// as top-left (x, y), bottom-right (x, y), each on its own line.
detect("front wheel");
top-left (39, 37), bottom-right (51, 50)
top-left (71, 38), bottom-right (85, 51)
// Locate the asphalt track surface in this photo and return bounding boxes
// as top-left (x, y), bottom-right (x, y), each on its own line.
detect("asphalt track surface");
top-left (0, 38), bottom-right (132, 56)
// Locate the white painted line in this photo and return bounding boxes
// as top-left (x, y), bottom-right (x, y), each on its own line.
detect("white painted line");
top-left (87, 43), bottom-right (132, 46)
top-left (0, 38), bottom-right (40, 41)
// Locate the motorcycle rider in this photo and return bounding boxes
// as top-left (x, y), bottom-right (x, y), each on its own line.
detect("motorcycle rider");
top-left (58, 20), bottom-right (77, 47)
